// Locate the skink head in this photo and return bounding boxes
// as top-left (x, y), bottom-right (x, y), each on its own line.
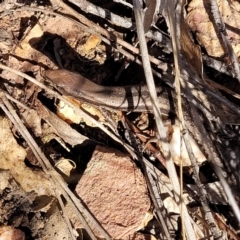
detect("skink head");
top-left (45, 69), bottom-right (76, 87)
top-left (44, 69), bottom-right (90, 97)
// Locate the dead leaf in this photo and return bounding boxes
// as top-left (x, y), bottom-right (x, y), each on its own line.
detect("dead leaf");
top-left (21, 109), bottom-right (42, 137)
top-left (169, 125), bottom-right (206, 166)
top-left (56, 97), bottom-right (106, 127)
top-left (55, 158), bottom-right (76, 177)
top-left (0, 116), bottom-right (53, 195)
top-left (137, 211), bottom-right (153, 230)
top-left (81, 34), bottom-right (101, 52)
top-left (36, 100), bottom-right (89, 146)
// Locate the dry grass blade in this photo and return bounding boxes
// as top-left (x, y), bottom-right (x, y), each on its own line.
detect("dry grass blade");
top-left (144, 165), bottom-right (171, 237)
top-left (166, 1), bottom-right (187, 239)
top-left (167, 0), bottom-right (224, 238)
top-left (132, 0), bottom-right (197, 239)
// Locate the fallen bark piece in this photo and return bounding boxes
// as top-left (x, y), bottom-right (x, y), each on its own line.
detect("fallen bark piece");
top-left (75, 145), bottom-right (151, 239)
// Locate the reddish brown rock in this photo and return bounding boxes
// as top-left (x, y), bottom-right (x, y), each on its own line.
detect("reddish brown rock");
top-left (75, 145), bottom-right (150, 239)
top-left (0, 225), bottom-right (25, 240)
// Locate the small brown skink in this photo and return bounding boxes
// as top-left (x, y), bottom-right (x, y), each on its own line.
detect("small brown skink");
top-left (44, 69), bottom-right (172, 115)
top-left (44, 69), bottom-right (240, 185)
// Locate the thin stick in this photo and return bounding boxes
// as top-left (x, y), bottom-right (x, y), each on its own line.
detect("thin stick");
top-left (56, 191), bottom-right (77, 240)
top-left (68, 0), bottom-right (134, 29)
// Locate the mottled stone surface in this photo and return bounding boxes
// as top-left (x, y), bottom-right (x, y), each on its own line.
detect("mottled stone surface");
top-left (75, 145), bottom-right (150, 239)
